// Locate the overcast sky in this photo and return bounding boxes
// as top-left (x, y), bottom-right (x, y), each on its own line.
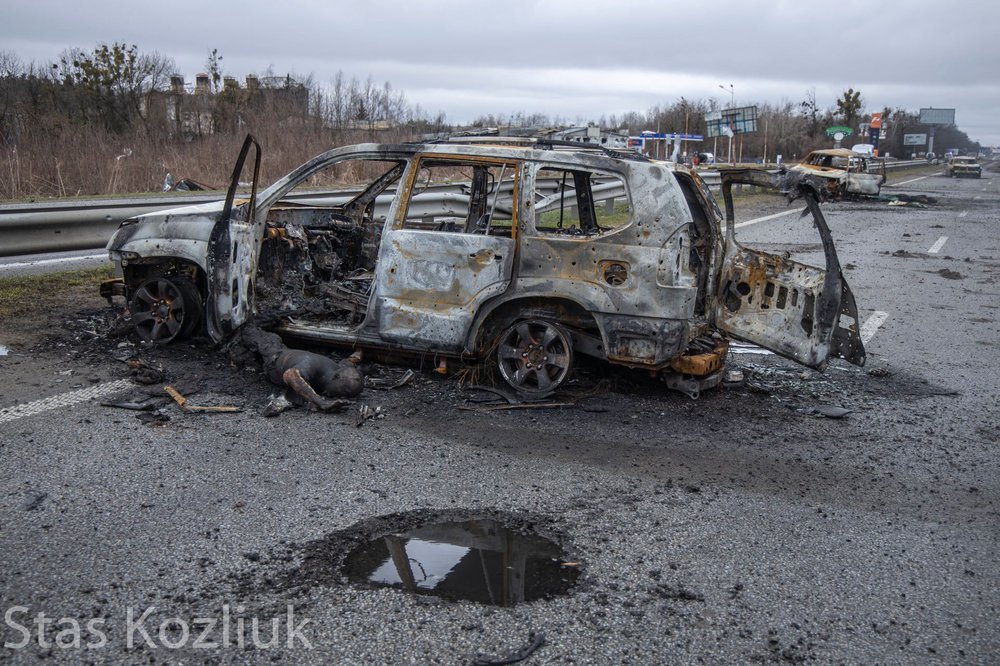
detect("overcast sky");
top-left (3, 0), bottom-right (998, 145)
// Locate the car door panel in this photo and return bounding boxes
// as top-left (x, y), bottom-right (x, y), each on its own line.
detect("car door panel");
top-left (375, 230), bottom-right (515, 349)
top-left (714, 169), bottom-right (865, 369)
top-left (205, 134), bottom-right (262, 340)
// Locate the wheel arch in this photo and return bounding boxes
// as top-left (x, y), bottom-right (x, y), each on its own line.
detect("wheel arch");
top-left (122, 257), bottom-right (207, 303)
top-left (467, 294), bottom-right (603, 355)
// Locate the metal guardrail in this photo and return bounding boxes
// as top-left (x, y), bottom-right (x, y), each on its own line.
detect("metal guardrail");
top-left (0, 160), bottom-right (934, 258)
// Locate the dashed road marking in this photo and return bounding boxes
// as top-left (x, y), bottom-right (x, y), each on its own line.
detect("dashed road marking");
top-left (861, 311), bottom-right (889, 345)
top-left (735, 208), bottom-right (801, 229)
top-left (927, 236), bottom-right (948, 254)
top-left (889, 175), bottom-right (928, 187)
top-left (0, 379), bottom-right (133, 425)
top-left (958, 211), bottom-right (968, 218)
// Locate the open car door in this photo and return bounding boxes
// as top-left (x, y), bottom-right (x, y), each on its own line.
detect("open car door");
top-left (205, 135), bottom-right (262, 340)
top-left (713, 169), bottom-right (865, 369)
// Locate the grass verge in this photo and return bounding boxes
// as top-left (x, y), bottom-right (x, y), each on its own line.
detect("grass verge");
top-left (0, 266), bottom-right (114, 320)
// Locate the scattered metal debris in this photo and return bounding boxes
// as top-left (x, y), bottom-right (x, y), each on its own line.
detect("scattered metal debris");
top-left (881, 193), bottom-right (938, 207)
top-left (795, 404), bottom-right (852, 419)
top-left (356, 404), bottom-right (383, 426)
top-left (101, 393), bottom-right (170, 411)
top-left (262, 393), bottom-right (294, 417)
top-left (463, 384), bottom-right (526, 405)
top-left (365, 368), bottom-right (416, 390)
top-left (473, 633), bottom-right (547, 666)
top-left (136, 410), bottom-right (171, 426)
top-left (164, 385), bottom-right (242, 414)
top-left (126, 357), bottom-right (165, 385)
top-left (458, 401), bottom-right (574, 412)
top-left (724, 369), bottom-right (745, 384)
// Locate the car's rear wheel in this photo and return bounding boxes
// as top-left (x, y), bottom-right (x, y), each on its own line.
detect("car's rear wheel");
top-left (496, 319), bottom-right (573, 397)
top-left (130, 277), bottom-right (202, 343)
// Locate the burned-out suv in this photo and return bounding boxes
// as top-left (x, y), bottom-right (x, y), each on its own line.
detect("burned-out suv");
top-left (105, 136), bottom-right (865, 398)
top-left (944, 156), bottom-right (982, 178)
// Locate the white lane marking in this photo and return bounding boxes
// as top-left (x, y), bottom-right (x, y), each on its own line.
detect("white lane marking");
top-left (0, 254), bottom-right (108, 271)
top-left (927, 236), bottom-right (948, 254)
top-left (861, 311), bottom-right (889, 345)
top-left (0, 379), bottom-right (133, 425)
top-left (889, 175), bottom-right (928, 187)
top-left (729, 341), bottom-right (774, 356)
top-left (958, 211), bottom-right (968, 218)
top-left (735, 208), bottom-right (800, 229)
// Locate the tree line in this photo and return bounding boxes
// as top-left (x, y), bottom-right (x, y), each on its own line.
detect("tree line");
top-left (0, 43), bottom-right (983, 198)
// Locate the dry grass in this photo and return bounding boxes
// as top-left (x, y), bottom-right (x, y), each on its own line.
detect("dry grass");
top-left (0, 265), bottom-right (114, 320)
top-left (0, 122), bottom-right (419, 200)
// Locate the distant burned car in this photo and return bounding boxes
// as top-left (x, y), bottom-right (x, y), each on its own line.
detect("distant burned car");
top-left (104, 136), bottom-right (865, 398)
top-left (944, 156), bottom-right (982, 178)
top-left (791, 148), bottom-right (885, 198)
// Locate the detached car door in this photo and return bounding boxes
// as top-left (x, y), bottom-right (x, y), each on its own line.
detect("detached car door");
top-left (205, 134), bottom-right (262, 340)
top-left (713, 169), bottom-right (865, 369)
top-left (374, 156), bottom-right (519, 350)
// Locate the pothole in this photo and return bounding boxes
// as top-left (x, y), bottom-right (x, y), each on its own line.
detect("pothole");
top-left (340, 514), bottom-right (581, 606)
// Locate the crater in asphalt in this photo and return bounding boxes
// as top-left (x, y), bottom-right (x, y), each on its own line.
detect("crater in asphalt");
top-left (341, 517), bottom-right (580, 606)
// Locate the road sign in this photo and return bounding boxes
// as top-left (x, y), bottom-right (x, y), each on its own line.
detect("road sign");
top-left (825, 126), bottom-right (854, 138)
top-left (637, 132), bottom-right (704, 140)
top-left (919, 108), bottom-right (955, 125)
top-left (903, 133), bottom-right (928, 146)
top-left (705, 106), bottom-right (758, 137)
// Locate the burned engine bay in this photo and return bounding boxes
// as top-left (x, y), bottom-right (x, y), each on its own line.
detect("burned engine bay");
top-left (255, 203), bottom-right (382, 328)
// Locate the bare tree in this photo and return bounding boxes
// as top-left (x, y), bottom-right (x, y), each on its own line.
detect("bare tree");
top-left (54, 42), bottom-right (176, 131)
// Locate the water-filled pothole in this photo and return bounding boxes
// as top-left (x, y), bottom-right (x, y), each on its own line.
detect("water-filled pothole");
top-left (342, 517), bottom-right (580, 606)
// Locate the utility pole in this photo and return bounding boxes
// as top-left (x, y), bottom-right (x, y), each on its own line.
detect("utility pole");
top-left (719, 83), bottom-right (734, 164)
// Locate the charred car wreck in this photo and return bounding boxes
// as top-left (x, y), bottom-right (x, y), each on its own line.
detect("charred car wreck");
top-left (103, 136), bottom-right (865, 399)
top-left (791, 148), bottom-right (886, 198)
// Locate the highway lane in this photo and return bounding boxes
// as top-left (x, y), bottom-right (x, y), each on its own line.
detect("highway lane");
top-left (0, 167), bottom-right (997, 663)
top-left (0, 249), bottom-right (111, 277)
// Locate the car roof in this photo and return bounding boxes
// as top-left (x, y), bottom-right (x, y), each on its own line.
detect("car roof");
top-left (807, 148), bottom-right (866, 158)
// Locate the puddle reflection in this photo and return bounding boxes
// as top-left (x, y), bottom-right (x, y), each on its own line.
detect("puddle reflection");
top-left (342, 519), bottom-right (579, 606)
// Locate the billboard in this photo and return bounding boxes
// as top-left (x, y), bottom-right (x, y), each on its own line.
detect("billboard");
top-left (903, 133), bottom-right (927, 146)
top-left (705, 106), bottom-right (758, 137)
top-left (919, 108), bottom-right (955, 125)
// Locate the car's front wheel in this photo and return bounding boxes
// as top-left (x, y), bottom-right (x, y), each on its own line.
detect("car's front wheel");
top-left (130, 277), bottom-right (203, 343)
top-left (495, 319), bottom-right (573, 397)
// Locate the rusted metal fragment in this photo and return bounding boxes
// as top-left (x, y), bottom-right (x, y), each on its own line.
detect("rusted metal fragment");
top-left (99, 277), bottom-right (125, 301)
top-left (670, 339), bottom-right (728, 376)
top-left (661, 368), bottom-right (724, 400)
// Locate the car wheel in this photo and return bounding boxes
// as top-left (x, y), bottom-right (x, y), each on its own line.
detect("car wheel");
top-left (496, 319), bottom-right (573, 397)
top-left (130, 277), bottom-right (203, 343)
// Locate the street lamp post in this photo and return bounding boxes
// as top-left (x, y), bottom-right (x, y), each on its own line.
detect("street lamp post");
top-left (719, 83), bottom-right (734, 164)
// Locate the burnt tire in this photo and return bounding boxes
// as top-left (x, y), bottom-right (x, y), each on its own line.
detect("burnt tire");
top-left (130, 277), bottom-right (203, 344)
top-left (496, 319), bottom-right (573, 397)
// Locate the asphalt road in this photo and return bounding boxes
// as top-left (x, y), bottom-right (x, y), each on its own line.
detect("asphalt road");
top-left (0, 250), bottom-right (111, 277)
top-left (0, 168), bottom-right (997, 664)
